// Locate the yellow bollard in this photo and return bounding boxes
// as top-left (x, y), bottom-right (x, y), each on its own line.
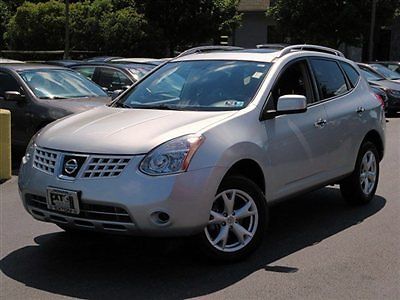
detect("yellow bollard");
top-left (0, 109), bottom-right (12, 180)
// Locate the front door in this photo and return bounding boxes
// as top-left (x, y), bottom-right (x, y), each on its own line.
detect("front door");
top-left (261, 59), bottom-right (330, 199)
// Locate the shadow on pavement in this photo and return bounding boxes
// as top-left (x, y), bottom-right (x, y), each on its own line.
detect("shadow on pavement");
top-left (0, 187), bottom-right (386, 299)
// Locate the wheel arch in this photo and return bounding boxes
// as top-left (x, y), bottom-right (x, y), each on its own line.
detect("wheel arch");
top-left (222, 159), bottom-right (266, 195)
top-left (361, 130), bottom-right (384, 161)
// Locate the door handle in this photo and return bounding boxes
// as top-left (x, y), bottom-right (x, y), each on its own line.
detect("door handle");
top-left (314, 118), bottom-right (327, 128)
top-left (356, 106), bottom-right (365, 114)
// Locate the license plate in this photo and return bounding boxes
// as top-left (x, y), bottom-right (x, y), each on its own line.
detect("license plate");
top-left (46, 188), bottom-right (80, 214)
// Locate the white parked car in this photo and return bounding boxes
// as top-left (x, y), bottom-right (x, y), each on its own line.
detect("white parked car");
top-left (19, 45), bottom-right (385, 261)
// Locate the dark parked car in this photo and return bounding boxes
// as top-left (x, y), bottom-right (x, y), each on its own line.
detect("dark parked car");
top-left (373, 61), bottom-right (400, 75)
top-left (70, 62), bottom-right (157, 93)
top-left (360, 62), bottom-right (400, 83)
top-left (45, 59), bottom-right (82, 67)
top-left (358, 63), bottom-right (400, 115)
top-left (0, 64), bottom-right (110, 147)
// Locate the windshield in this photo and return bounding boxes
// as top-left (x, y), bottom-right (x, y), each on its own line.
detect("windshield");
top-left (360, 68), bottom-right (384, 81)
top-left (19, 69), bottom-right (108, 99)
top-left (370, 64), bottom-right (400, 80)
top-left (115, 60), bottom-right (271, 111)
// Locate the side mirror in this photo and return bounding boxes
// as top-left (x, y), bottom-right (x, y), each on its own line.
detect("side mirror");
top-left (4, 91), bottom-right (25, 102)
top-left (262, 95), bottom-right (307, 120)
top-left (111, 89), bottom-right (123, 100)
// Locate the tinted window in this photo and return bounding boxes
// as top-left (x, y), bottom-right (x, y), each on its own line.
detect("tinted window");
top-left (19, 69), bottom-right (108, 99)
top-left (0, 72), bottom-right (21, 99)
top-left (311, 59), bottom-right (348, 99)
top-left (97, 68), bottom-right (132, 91)
top-left (269, 60), bottom-right (313, 109)
top-left (116, 60), bottom-right (271, 111)
top-left (340, 62), bottom-right (360, 87)
top-left (73, 66), bottom-right (96, 80)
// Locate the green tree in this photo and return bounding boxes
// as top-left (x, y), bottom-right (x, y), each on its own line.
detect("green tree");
top-left (5, 0), bottom-right (65, 50)
top-left (69, 0), bottom-right (113, 52)
top-left (0, 0), bottom-right (11, 49)
top-left (100, 7), bottom-right (149, 56)
top-left (142, 0), bottom-right (241, 55)
top-left (267, 0), bottom-right (400, 49)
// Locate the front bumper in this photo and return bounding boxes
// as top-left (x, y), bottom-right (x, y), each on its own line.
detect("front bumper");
top-left (18, 147), bottom-right (226, 236)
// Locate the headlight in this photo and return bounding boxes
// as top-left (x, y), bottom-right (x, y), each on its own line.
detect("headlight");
top-left (387, 89), bottom-right (400, 98)
top-left (139, 134), bottom-right (205, 176)
top-left (22, 131), bottom-right (39, 164)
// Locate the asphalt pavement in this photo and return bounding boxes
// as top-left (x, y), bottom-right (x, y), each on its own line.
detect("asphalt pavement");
top-left (1, 116), bottom-right (399, 299)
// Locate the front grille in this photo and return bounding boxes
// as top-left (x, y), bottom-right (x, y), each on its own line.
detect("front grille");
top-left (26, 194), bottom-right (133, 223)
top-left (82, 157), bottom-right (131, 178)
top-left (33, 148), bottom-right (58, 174)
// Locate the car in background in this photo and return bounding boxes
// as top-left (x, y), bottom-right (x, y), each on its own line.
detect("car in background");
top-left (45, 59), bottom-right (82, 67)
top-left (0, 64), bottom-right (110, 147)
top-left (0, 58), bottom-right (25, 63)
top-left (70, 62), bottom-right (157, 94)
top-left (84, 56), bottom-right (122, 63)
top-left (373, 61), bottom-right (400, 75)
top-left (358, 63), bottom-right (400, 115)
top-left (361, 63), bottom-right (400, 83)
top-left (110, 58), bottom-right (168, 65)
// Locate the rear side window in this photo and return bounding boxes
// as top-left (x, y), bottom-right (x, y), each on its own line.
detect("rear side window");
top-left (340, 62), bottom-right (360, 87)
top-left (97, 68), bottom-right (132, 91)
top-left (310, 59), bottom-right (348, 100)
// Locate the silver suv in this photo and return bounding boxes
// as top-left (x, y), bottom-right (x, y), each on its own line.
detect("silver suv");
top-left (19, 45), bottom-right (386, 261)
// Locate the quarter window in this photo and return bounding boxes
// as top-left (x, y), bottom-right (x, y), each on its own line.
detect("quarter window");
top-left (310, 59), bottom-right (349, 100)
top-left (340, 62), bottom-right (360, 88)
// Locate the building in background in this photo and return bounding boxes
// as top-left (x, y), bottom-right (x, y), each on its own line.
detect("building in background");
top-left (233, 0), bottom-right (273, 48)
top-left (232, 0), bottom-right (398, 61)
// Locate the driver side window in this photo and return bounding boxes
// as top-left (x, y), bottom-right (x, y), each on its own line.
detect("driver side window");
top-left (267, 60), bottom-right (314, 110)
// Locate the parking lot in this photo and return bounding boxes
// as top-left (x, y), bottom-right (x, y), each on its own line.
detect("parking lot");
top-left (0, 115), bottom-right (398, 299)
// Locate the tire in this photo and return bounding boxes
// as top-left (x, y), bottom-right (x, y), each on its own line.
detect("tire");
top-left (196, 176), bottom-right (268, 261)
top-left (340, 141), bottom-right (380, 205)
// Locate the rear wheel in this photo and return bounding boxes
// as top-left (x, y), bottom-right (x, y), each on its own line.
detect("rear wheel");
top-left (197, 176), bottom-right (268, 261)
top-left (340, 141), bottom-right (379, 205)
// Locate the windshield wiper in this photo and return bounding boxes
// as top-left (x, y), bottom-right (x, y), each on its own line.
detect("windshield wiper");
top-left (39, 96), bottom-right (68, 99)
top-left (130, 104), bottom-right (183, 110)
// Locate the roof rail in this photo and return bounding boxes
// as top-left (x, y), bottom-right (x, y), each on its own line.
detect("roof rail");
top-left (277, 44), bottom-right (345, 58)
top-left (176, 46), bottom-right (243, 58)
top-left (256, 43), bottom-right (289, 50)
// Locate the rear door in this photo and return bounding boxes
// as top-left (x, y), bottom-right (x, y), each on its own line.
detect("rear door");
top-left (309, 58), bottom-right (363, 178)
top-left (262, 59), bottom-right (331, 199)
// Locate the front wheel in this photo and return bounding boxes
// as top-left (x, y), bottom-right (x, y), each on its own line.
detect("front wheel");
top-left (197, 176), bottom-right (268, 261)
top-left (340, 141), bottom-right (380, 205)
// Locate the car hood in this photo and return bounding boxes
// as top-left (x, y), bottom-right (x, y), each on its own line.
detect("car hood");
top-left (37, 106), bottom-right (236, 154)
top-left (40, 96), bottom-right (111, 113)
top-left (369, 79), bottom-right (400, 91)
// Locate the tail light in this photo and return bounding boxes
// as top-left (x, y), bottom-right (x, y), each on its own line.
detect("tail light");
top-left (374, 93), bottom-right (385, 108)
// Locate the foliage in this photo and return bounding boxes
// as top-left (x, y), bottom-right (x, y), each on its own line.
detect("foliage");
top-left (5, 0), bottom-right (65, 50)
top-left (0, 0), bottom-right (11, 49)
top-left (2, 0), bottom-right (241, 57)
top-left (142, 0), bottom-right (241, 55)
top-left (267, 0), bottom-right (400, 48)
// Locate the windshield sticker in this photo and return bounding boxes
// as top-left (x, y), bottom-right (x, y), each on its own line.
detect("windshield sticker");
top-left (244, 76), bottom-right (251, 85)
top-left (225, 100), bottom-right (244, 107)
top-left (252, 72), bottom-right (264, 79)
top-left (257, 64), bottom-right (266, 67)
